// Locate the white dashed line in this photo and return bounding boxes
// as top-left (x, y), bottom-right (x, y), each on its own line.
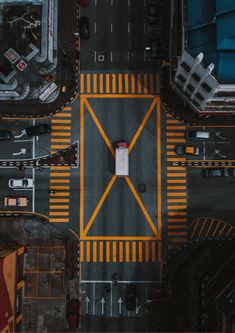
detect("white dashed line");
top-left (110, 22), bottom-right (113, 33)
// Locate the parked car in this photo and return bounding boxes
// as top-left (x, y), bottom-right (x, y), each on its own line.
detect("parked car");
top-left (26, 124), bottom-right (51, 137)
top-left (8, 178), bottom-right (34, 189)
top-left (175, 145), bottom-right (200, 156)
top-left (78, 0), bottom-right (89, 6)
top-left (202, 168), bottom-right (230, 178)
top-left (185, 130), bottom-right (210, 140)
top-left (126, 285), bottom-right (137, 311)
top-left (80, 16), bottom-right (89, 39)
top-left (66, 299), bottom-right (79, 329)
top-left (0, 130), bottom-right (12, 141)
top-left (4, 196), bottom-right (28, 207)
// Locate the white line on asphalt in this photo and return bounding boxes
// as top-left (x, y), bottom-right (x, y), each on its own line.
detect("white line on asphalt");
top-left (93, 283), bottom-right (96, 315)
top-left (144, 23), bottom-right (146, 34)
top-left (128, 22), bottom-right (130, 33)
top-left (127, 50), bottom-right (130, 63)
top-left (110, 51), bottom-right (113, 62)
top-left (111, 0), bottom-right (113, 6)
top-left (110, 22), bottom-right (113, 33)
top-left (110, 282), bottom-right (113, 316)
top-left (13, 188), bottom-right (33, 191)
top-left (95, 0), bottom-right (97, 6)
top-left (82, 280), bottom-right (160, 284)
top-left (94, 50), bottom-right (97, 62)
top-left (13, 139), bottom-right (33, 143)
top-left (94, 22), bottom-right (97, 33)
top-left (144, 0), bottom-right (147, 6)
top-left (128, 0), bottom-right (130, 6)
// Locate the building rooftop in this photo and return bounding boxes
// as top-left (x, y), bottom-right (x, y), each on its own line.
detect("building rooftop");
top-left (187, 0), bottom-right (235, 82)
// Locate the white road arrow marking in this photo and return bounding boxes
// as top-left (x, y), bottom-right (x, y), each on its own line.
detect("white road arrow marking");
top-left (118, 297), bottom-right (123, 315)
top-left (136, 297), bottom-right (141, 314)
top-left (14, 130), bottom-right (26, 139)
top-left (215, 149), bottom-right (227, 159)
top-left (13, 148), bottom-right (26, 156)
top-left (101, 297), bottom-right (105, 315)
top-left (85, 296), bottom-right (90, 314)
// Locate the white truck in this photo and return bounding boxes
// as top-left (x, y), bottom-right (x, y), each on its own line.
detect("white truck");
top-left (115, 141), bottom-right (129, 177)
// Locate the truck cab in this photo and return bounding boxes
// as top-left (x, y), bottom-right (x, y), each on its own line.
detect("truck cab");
top-left (115, 141), bottom-right (129, 177)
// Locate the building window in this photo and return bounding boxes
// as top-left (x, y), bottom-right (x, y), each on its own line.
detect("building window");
top-left (191, 73), bottom-right (200, 82)
top-left (195, 93), bottom-right (204, 101)
top-left (187, 84), bottom-right (194, 92)
top-left (181, 62), bottom-right (191, 72)
top-left (201, 82), bottom-right (212, 93)
top-left (177, 74), bottom-right (186, 83)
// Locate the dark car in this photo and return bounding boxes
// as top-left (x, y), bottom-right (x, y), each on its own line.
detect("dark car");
top-left (80, 16), bottom-right (89, 39)
top-left (0, 130), bottom-right (12, 141)
top-left (79, 0), bottom-right (90, 6)
top-left (202, 168), bottom-right (230, 178)
top-left (26, 124), bottom-right (51, 136)
top-left (126, 285), bottom-right (137, 311)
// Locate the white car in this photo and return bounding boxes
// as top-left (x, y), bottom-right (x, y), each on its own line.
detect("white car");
top-left (8, 178), bottom-right (34, 189)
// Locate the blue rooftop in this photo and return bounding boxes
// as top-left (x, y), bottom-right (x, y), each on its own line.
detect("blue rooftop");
top-left (187, 0), bottom-right (235, 82)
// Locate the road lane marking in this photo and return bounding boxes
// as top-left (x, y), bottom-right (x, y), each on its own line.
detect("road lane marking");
top-left (87, 73), bottom-right (91, 93)
top-left (93, 241), bottom-right (97, 262)
top-left (106, 242), bottom-right (110, 262)
top-left (93, 73), bottom-right (97, 93)
top-left (138, 242), bottom-right (143, 262)
top-left (118, 74), bottom-right (123, 93)
top-left (132, 241), bottom-right (136, 262)
top-left (131, 74), bottom-right (135, 93)
top-left (51, 119), bottom-right (72, 124)
top-left (124, 73), bottom-right (129, 93)
top-left (125, 242), bottom-right (130, 262)
top-left (119, 242), bottom-right (123, 262)
top-left (54, 112), bottom-right (71, 117)
top-left (86, 242), bottom-right (91, 262)
top-left (99, 241), bottom-right (103, 262)
top-left (50, 198), bottom-right (70, 203)
top-left (50, 179), bottom-right (70, 183)
top-left (83, 175), bottom-right (117, 236)
top-left (49, 211), bottom-right (69, 216)
top-left (49, 205), bottom-right (69, 210)
top-left (151, 242), bottom-right (156, 262)
top-left (106, 74), bottom-right (110, 93)
top-left (112, 74), bottom-right (116, 93)
top-left (99, 73), bottom-right (104, 93)
top-left (49, 218), bottom-right (69, 223)
top-left (113, 242), bottom-right (117, 262)
top-left (51, 172), bottom-right (71, 177)
top-left (51, 166), bottom-right (71, 170)
top-left (51, 138), bottom-right (71, 143)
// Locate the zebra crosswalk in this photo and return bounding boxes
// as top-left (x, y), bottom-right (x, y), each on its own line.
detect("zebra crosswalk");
top-left (165, 114), bottom-right (188, 249)
top-left (80, 240), bottom-right (160, 263)
top-left (48, 166), bottom-right (71, 223)
top-left (80, 72), bottom-right (160, 95)
top-left (50, 107), bottom-right (72, 154)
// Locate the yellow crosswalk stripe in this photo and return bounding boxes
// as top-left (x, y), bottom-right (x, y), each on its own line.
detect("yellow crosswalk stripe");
top-left (49, 218), bottom-right (69, 223)
top-left (49, 205), bottom-right (69, 210)
top-left (132, 241), bottom-right (136, 262)
top-left (124, 73), bottom-right (129, 93)
top-left (49, 211), bottom-right (69, 216)
top-left (51, 138), bottom-right (71, 143)
top-left (106, 74), bottom-right (110, 93)
top-left (50, 179), bottom-right (70, 183)
top-left (51, 132), bottom-right (71, 136)
top-left (138, 242), bottom-right (143, 262)
top-left (112, 74), bottom-right (116, 93)
top-left (52, 126), bottom-right (71, 130)
top-left (80, 73), bottom-right (84, 93)
top-left (99, 241), bottom-right (103, 262)
top-left (51, 119), bottom-right (71, 124)
top-left (106, 241), bottom-right (110, 262)
top-left (87, 73), bottom-right (91, 93)
top-left (99, 73), bottom-right (104, 93)
top-left (54, 112), bottom-right (71, 117)
top-left (125, 242), bottom-right (130, 262)
top-left (49, 198), bottom-right (70, 203)
top-left (113, 242), bottom-right (117, 262)
top-left (93, 73), bottom-right (97, 93)
top-left (131, 74), bottom-right (135, 93)
top-left (86, 242), bottom-right (91, 262)
top-left (51, 172), bottom-right (70, 177)
top-left (118, 73), bottom-right (123, 93)
top-left (51, 145), bottom-right (69, 149)
top-left (119, 242), bottom-right (123, 262)
top-left (93, 241), bottom-right (97, 262)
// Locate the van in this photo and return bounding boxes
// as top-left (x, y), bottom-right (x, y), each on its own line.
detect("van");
top-left (4, 196), bottom-right (28, 207)
top-left (185, 130), bottom-right (210, 140)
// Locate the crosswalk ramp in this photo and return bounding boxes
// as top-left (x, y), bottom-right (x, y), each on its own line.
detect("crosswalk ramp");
top-left (165, 114), bottom-right (188, 249)
top-left (80, 240), bottom-right (160, 263)
top-left (80, 72), bottom-right (160, 95)
top-left (50, 107), bottom-right (72, 154)
top-left (48, 166), bottom-right (71, 223)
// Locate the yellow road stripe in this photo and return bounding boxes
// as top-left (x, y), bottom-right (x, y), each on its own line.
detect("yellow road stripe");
top-left (167, 132), bottom-right (185, 137)
top-left (131, 74), bottom-right (135, 93)
top-left (51, 139), bottom-right (71, 143)
top-left (129, 98), bottom-right (158, 152)
top-left (99, 241), bottom-right (103, 262)
top-left (137, 73), bottom-right (142, 93)
top-left (167, 167), bottom-right (186, 171)
top-left (150, 74), bottom-right (154, 94)
top-left (166, 145), bottom-right (175, 149)
top-left (167, 151), bottom-right (177, 156)
top-left (167, 126), bottom-right (185, 130)
top-left (93, 74), bottom-right (97, 93)
top-left (87, 73), bottom-right (91, 93)
top-left (168, 212), bottom-right (187, 216)
top-left (167, 192), bottom-right (186, 197)
top-left (49, 211), bottom-right (69, 216)
top-left (106, 74), bottom-right (110, 93)
top-left (80, 242), bottom-right (84, 262)
top-left (51, 145), bottom-right (69, 149)
top-left (132, 242), bottom-right (136, 262)
top-left (106, 241), bottom-right (110, 262)
top-left (125, 177), bottom-right (159, 238)
top-left (83, 175), bottom-right (117, 236)
top-left (86, 242), bottom-right (91, 262)
top-left (166, 119), bottom-right (181, 124)
top-left (118, 73), bottom-right (123, 93)
top-left (125, 242), bottom-right (130, 262)
top-left (167, 138), bottom-right (186, 143)
top-left (168, 198), bottom-right (187, 203)
top-left (124, 73), bottom-right (129, 93)
top-left (80, 74), bottom-right (84, 93)
top-left (145, 242), bottom-right (149, 262)
top-left (168, 205), bottom-right (187, 210)
top-left (143, 74), bottom-right (148, 93)
top-left (93, 241), bottom-right (97, 262)
top-left (63, 107), bottom-right (72, 111)
top-left (50, 198), bottom-right (70, 203)
top-left (50, 192), bottom-right (70, 196)
top-left (168, 225), bottom-right (187, 229)
top-left (113, 242), bottom-right (117, 262)
top-left (49, 218), bottom-right (69, 223)
top-left (138, 242), bottom-right (143, 262)
top-left (167, 179), bottom-right (186, 184)
top-left (50, 179), bottom-right (70, 183)
top-left (168, 172), bottom-right (186, 177)
top-left (54, 112), bottom-right (71, 117)
top-left (85, 99), bottom-right (115, 157)
top-left (167, 157), bottom-right (186, 162)
top-left (51, 166), bottom-right (71, 170)
top-left (112, 74), bottom-right (116, 93)
top-left (51, 119), bottom-right (72, 124)
top-left (52, 126), bottom-right (71, 130)
top-left (49, 205), bottom-right (69, 209)
top-left (99, 73), bottom-right (104, 93)
top-left (51, 132), bottom-right (71, 136)
top-left (167, 185), bottom-right (186, 190)
top-left (119, 242), bottom-right (123, 262)
top-left (51, 172), bottom-right (70, 177)
top-left (168, 218), bottom-right (187, 222)
top-left (151, 242), bottom-right (156, 262)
